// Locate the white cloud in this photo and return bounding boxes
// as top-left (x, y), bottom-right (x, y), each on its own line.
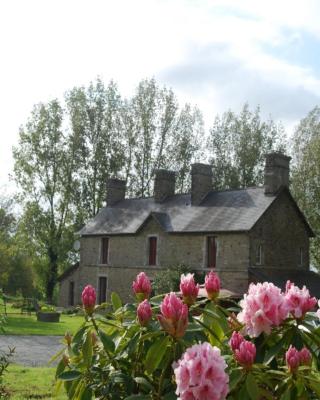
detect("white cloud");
top-left (1, 0), bottom-right (320, 188)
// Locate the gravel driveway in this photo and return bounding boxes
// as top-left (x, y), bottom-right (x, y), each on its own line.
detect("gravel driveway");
top-left (0, 335), bottom-right (64, 366)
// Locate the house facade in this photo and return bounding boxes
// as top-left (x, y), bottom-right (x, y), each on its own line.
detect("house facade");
top-left (58, 153), bottom-right (315, 307)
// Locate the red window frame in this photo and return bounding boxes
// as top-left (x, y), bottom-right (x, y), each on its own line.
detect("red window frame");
top-left (101, 237), bottom-right (109, 264)
top-left (207, 236), bottom-right (216, 269)
top-left (148, 237), bottom-right (157, 266)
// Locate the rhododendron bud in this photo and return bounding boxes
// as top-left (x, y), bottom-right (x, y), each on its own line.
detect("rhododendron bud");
top-left (62, 354), bottom-right (70, 366)
top-left (158, 292), bottom-right (188, 338)
top-left (286, 346), bottom-right (300, 373)
top-left (82, 285), bottom-right (96, 315)
top-left (205, 271), bottom-right (220, 300)
top-left (180, 273), bottom-right (199, 306)
top-left (237, 282), bottom-right (288, 337)
top-left (234, 340), bottom-right (256, 369)
top-left (64, 331), bottom-right (72, 346)
top-left (173, 342), bottom-right (229, 400)
top-left (132, 272), bottom-right (152, 301)
top-left (299, 347), bottom-right (312, 366)
top-left (137, 299), bottom-right (152, 326)
top-left (285, 280), bottom-right (317, 319)
top-left (229, 331), bottom-right (244, 352)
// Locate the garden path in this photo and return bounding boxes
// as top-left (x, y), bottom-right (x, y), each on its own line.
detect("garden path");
top-left (0, 335), bottom-right (64, 366)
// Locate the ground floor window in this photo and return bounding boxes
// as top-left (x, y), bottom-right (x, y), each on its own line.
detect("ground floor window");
top-left (98, 276), bottom-right (107, 304)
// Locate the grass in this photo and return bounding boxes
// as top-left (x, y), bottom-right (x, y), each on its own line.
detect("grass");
top-left (2, 364), bottom-right (67, 399)
top-left (1, 304), bottom-right (84, 336)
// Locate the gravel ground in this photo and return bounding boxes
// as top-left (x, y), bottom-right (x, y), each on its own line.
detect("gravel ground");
top-left (0, 335), bottom-right (64, 367)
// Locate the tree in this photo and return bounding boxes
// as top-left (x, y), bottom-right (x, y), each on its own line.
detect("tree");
top-left (66, 79), bottom-right (125, 222)
top-left (125, 78), bottom-right (204, 196)
top-left (207, 104), bottom-right (287, 189)
top-left (13, 100), bottom-right (76, 302)
top-left (291, 106), bottom-right (320, 269)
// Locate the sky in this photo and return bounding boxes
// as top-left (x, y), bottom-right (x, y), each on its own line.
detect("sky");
top-left (1, 0), bottom-right (320, 192)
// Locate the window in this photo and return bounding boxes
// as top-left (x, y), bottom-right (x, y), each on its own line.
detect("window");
top-left (68, 281), bottom-right (74, 306)
top-left (207, 236), bottom-right (216, 269)
top-left (98, 277), bottom-right (107, 304)
top-left (148, 237), bottom-right (157, 266)
top-left (256, 244), bottom-right (262, 265)
top-left (101, 237), bottom-right (109, 264)
top-left (299, 247), bottom-right (303, 267)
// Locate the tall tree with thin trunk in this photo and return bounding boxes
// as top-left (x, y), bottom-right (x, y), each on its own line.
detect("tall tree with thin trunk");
top-left (13, 100), bottom-right (76, 302)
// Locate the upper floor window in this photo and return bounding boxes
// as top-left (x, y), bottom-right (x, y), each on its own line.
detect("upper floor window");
top-left (207, 236), bottom-right (216, 269)
top-left (101, 237), bottom-right (109, 264)
top-left (299, 247), bottom-right (303, 267)
top-left (256, 244), bottom-right (262, 265)
top-left (148, 236), bottom-right (157, 266)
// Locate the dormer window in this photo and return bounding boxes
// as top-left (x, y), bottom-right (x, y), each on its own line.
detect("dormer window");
top-left (256, 244), bottom-right (262, 265)
top-left (101, 237), bottom-right (109, 264)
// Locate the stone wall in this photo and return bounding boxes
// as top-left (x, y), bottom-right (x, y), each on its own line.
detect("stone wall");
top-left (76, 218), bottom-right (250, 303)
top-left (249, 190), bottom-right (310, 270)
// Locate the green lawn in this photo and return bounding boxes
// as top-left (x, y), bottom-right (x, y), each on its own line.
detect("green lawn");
top-left (3, 364), bottom-right (67, 399)
top-left (1, 304), bottom-right (84, 335)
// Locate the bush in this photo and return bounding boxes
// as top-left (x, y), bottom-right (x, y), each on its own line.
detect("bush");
top-left (152, 264), bottom-right (203, 295)
top-left (55, 274), bottom-right (320, 400)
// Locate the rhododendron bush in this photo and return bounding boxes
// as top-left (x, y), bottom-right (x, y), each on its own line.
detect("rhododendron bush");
top-left (56, 273), bottom-right (320, 399)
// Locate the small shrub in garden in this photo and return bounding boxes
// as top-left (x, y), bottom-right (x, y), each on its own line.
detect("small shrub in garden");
top-left (55, 273), bottom-right (320, 399)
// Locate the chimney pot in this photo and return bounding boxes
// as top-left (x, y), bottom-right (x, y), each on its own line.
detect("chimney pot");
top-left (191, 163), bottom-right (213, 205)
top-left (154, 169), bottom-right (176, 203)
top-left (106, 178), bottom-right (126, 206)
top-left (264, 153), bottom-right (291, 195)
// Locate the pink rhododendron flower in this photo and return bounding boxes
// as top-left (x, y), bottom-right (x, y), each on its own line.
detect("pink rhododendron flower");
top-left (237, 282), bottom-right (288, 337)
top-left (180, 273), bottom-right (199, 306)
top-left (286, 346), bottom-right (312, 373)
top-left (284, 280), bottom-right (317, 319)
top-left (158, 292), bottom-right (188, 338)
top-left (132, 272), bottom-right (152, 301)
top-left (234, 340), bottom-right (256, 369)
top-left (286, 346), bottom-right (300, 373)
top-left (205, 271), bottom-right (220, 300)
top-left (229, 331), bottom-right (244, 352)
top-left (82, 285), bottom-right (96, 315)
top-left (173, 342), bottom-right (229, 400)
top-left (137, 299), bottom-right (152, 326)
top-left (299, 347), bottom-right (312, 366)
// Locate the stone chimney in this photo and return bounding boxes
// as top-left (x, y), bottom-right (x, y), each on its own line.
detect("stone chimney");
top-left (106, 178), bottom-right (126, 206)
top-left (154, 169), bottom-right (176, 203)
top-left (264, 153), bottom-right (291, 195)
top-left (191, 163), bottom-right (213, 205)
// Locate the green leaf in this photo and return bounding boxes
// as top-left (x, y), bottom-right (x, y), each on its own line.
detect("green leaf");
top-left (229, 368), bottom-right (243, 391)
top-left (72, 326), bottom-right (88, 345)
top-left (111, 292), bottom-right (122, 311)
top-left (263, 335), bottom-right (286, 365)
top-left (80, 387), bottom-right (93, 400)
top-left (58, 370), bottom-right (82, 381)
top-left (134, 377), bottom-right (154, 391)
top-left (246, 373), bottom-right (260, 400)
top-left (124, 395), bottom-right (151, 400)
top-left (99, 329), bottom-right (115, 353)
top-left (82, 331), bottom-right (93, 367)
top-left (145, 335), bottom-right (170, 374)
top-left (55, 358), bottom-right (66, 378)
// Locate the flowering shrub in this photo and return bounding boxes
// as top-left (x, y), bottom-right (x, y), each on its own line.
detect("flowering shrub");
top-left (56, 274), bottom-right (320, 399)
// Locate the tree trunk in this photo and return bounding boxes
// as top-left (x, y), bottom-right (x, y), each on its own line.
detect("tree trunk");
top-left (46, 247), bottom-right (58, 304)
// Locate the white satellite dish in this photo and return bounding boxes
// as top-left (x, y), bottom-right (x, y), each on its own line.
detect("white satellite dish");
top-left (73, 240), bottom-right (80, 251)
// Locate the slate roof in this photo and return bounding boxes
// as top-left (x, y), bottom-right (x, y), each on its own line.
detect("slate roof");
top-left (79, 187), bottom-right (280, 236)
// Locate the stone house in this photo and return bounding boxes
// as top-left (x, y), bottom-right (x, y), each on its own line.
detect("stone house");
top-left (58, 153), bottom-right (318, 307)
